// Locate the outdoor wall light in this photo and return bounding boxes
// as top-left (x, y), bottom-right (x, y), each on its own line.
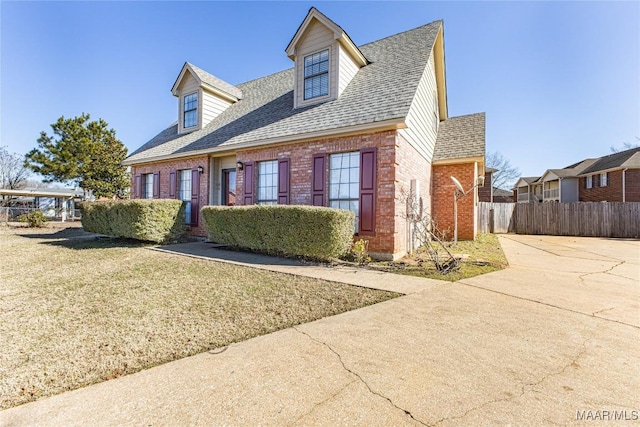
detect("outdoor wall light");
top-left (236, 161), bottom-right (244, 171)
top-left (197, 166), bottom-right (204, 174)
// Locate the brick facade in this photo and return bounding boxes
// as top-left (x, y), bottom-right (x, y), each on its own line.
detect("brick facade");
top-left (579, 169), bottom-right (640, 202)
top-left (130, 155), bottom-right (210, 236)
top-left (236, 130), bottom-right (433, 259)
top-left (431, 162), bottom-right (478, 240)
top-left (478, 171), bottom-right (492, 202)
top-left (129, 132), bottom-right (480, 258)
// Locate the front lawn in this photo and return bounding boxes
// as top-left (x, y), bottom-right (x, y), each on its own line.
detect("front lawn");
top-left (367, 233), bottom-right (508, 281)
top-left (0, 224), bottom-right (398, 409)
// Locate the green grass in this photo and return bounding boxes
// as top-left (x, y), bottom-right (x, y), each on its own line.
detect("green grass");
top-left (368, 233), bottom-right (508, 282)
top-left (0, 224), bottom-right (398, 409)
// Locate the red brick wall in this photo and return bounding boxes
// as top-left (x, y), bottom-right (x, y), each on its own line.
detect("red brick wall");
top-left (478, 171), bottom-right (492, 202)
top-left (431, 162), bottom-right (477, 240)
top-left (579, 170), bottom-right (623, 202)
top-left (235, 130), bottom-right (402, 257)
top-left (578, 170), bottom-right (640, 202)
top-left (625, 169), bottom-right (640, 202)
top-left (394, 133), bottom-right (433, 255)
top-left (130, 156), bottom-right (210, 236)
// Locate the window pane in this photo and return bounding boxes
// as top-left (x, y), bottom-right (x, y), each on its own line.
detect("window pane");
top-left (303, 49), bottom-right (329, 100)
top-left (257, 160), bottom-right (278, 204)
top-left (183, 93), bottom-right (198, 128)
top-left (328, 152), bottom-right (360, 230)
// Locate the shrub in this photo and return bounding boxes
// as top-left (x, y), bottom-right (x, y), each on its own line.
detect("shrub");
top-left (347, 239), bottom-right (371, 265)
top-left (81, 199), bottom-right (186, 243)
top-left (17, 211), bottom-right (48, 228)
top-left (201, 205), bottom-right (355, 260)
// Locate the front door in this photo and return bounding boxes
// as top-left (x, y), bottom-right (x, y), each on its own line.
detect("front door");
top-left (222, 169), bottom-right (236, 206)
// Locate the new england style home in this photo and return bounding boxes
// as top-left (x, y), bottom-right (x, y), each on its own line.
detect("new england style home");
top-left (124, 8), bottom-right (486, 260)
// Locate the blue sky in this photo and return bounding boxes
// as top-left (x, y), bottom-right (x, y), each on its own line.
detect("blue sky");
top-left (1, 1), bottom-right (638, 178)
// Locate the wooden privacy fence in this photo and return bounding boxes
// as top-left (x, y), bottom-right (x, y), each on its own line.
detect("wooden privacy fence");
top-left (478, 202), bottom-right (516, 233)
top-left (478, 202), bottom-right (640, 238)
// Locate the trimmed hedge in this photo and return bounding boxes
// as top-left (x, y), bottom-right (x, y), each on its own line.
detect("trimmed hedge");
top-left (202, 205), bottom-right (355, 260)
top-left (81, 199), bottom-right (186, 243)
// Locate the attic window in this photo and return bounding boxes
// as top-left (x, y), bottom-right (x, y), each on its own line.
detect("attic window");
top-left (183, 92), bottom-right (198, 128)
top-left (304, 49), bottom-right (329, 100)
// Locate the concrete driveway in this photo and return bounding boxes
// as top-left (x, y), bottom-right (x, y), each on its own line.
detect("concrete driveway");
top-left (2, 235), bottom-right (639, 426)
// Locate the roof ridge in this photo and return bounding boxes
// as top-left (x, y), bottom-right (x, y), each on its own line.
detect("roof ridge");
top-left (358, 20), bottom-right (443, 49)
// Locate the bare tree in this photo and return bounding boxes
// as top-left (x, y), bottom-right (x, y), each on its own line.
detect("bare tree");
top-left (486, 151), bottom-right (520, 190)
top-left (610, 137), bottom-right (639, 153)
top-left (0, 146), bottom-right (30, 190)
top-left (399, 187), bottom-right (460, 274)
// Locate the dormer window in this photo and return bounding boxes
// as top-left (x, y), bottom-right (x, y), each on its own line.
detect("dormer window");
top-left (172, 62), bottom-right (242, 134)
top-left (304, 50), bottom-right (329, 100)
top-left (183, 92), bottom-right (198, 128)
top-left (286, 8), bottom-right (368, 109)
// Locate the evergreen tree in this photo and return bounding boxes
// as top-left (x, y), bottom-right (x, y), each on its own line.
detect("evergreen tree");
top-left (25, 113), bottom-right (129, 198)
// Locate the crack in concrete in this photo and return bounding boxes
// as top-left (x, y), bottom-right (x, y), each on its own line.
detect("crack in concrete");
top-left (592, 307), bottom-right (616, 317)
top-left (287, 379), bottom-right (356, 426)
top-left (292, 326), bottom-right (428, 426)
top-left (432, 337), bottom-right (591, 426)
top-left (500, 236), bottom-right (625, 264)
top-left (578, 260), bottom-right (626, 287)
top-left (457, 281), bottom-right (639, 330)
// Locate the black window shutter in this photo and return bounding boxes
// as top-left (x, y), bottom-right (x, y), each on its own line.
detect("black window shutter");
top-left (169, 171), bottom-right (177, 199)
top-left (277, 158), bottom-right (290, 204)
top-left (191, 168), bottom-right (199, 226)
top-left (359, 147), bottom-right (377, 235)
top-left (243, 162), bottom-right (254, 205)
top-left (134, 174), bottom-right (142, 199)
top-left (153, 172), bottom-right (160, 199)
top-left (311, 153), bottom-right (326, 206)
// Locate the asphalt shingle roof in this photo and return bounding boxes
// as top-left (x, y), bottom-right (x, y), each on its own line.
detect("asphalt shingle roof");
top-left (126, 21), bottom-right (443, 164)
top-left (187, 63), bottom-right (243, 100)
top-left (581, 147), bottom-right (640, 174)
top-left (433, 112), bottom-right (486, 161)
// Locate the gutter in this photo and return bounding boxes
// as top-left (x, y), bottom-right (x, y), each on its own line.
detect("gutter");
top-left (622, 168), bottom-right (628, 202)
top-left (123, 118), bottom-right (407, 166)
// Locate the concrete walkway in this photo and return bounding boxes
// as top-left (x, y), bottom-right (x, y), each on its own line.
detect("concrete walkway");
top-left (2, 236), bottom-right (639, 426)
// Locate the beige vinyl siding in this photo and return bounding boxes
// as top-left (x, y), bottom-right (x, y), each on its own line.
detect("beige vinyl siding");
top-left (294, 19), bottom-right (337, 108)
top-left (398, 52), bottom-right (439, 162)
top-left (337, 43), bottom-right (359, 95)
top-left (202, 89), bottom-right (232, 127)
top-left (178, 73), bottom-right (200, 134)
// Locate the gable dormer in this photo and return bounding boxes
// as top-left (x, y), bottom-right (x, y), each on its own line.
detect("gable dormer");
top-left (286, 8), bottom-right (368, 109)
top-left (171, 62), bottom-right (242, 134)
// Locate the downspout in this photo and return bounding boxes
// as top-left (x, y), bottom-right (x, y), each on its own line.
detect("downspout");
top-left (622, 168), bottom-right (628, 202)
top-left (558, 178), bottom-right (562, 202)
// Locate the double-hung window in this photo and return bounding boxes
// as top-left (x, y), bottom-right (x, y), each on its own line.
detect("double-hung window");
top-left (329, 152), bottom-right (360, 230)
top-left (143, 173), bottom-right (154, 199)
top-left (600, 172), bottom-right (608, 187)
top-left (183, 92), bottom-right (198, 128)
top-left (178, 169), bottom-right (192, 224)
top-left (586, 175), bottom-right (593, 189)
top-left (304, 49), bottom-right (329, 100)
top-left (257, 160), bottom-right (278, 205)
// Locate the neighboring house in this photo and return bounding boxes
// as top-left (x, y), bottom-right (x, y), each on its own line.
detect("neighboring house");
top-left (514, 147), bottom-right (640, 203)
top-left (514, 177), bottom-right (542, 203)
top-left (478, 168), bottom-right (514, 202)
top-left (0, 188), bottom-right (84, 220)
top-left (124, 8), bottom-right (486, 260)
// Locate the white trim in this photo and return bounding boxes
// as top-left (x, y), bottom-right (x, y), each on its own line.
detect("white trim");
top-left (201, 83), bottom-right (241, 103)
top-left (285, 8), bottom-right (367, 67)
top-left (301, 47), bottom-right (332, 103)
top-left (123, 118), bottom-right (406, 166)
top-left (622, 168), bottom-right (627, 202)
